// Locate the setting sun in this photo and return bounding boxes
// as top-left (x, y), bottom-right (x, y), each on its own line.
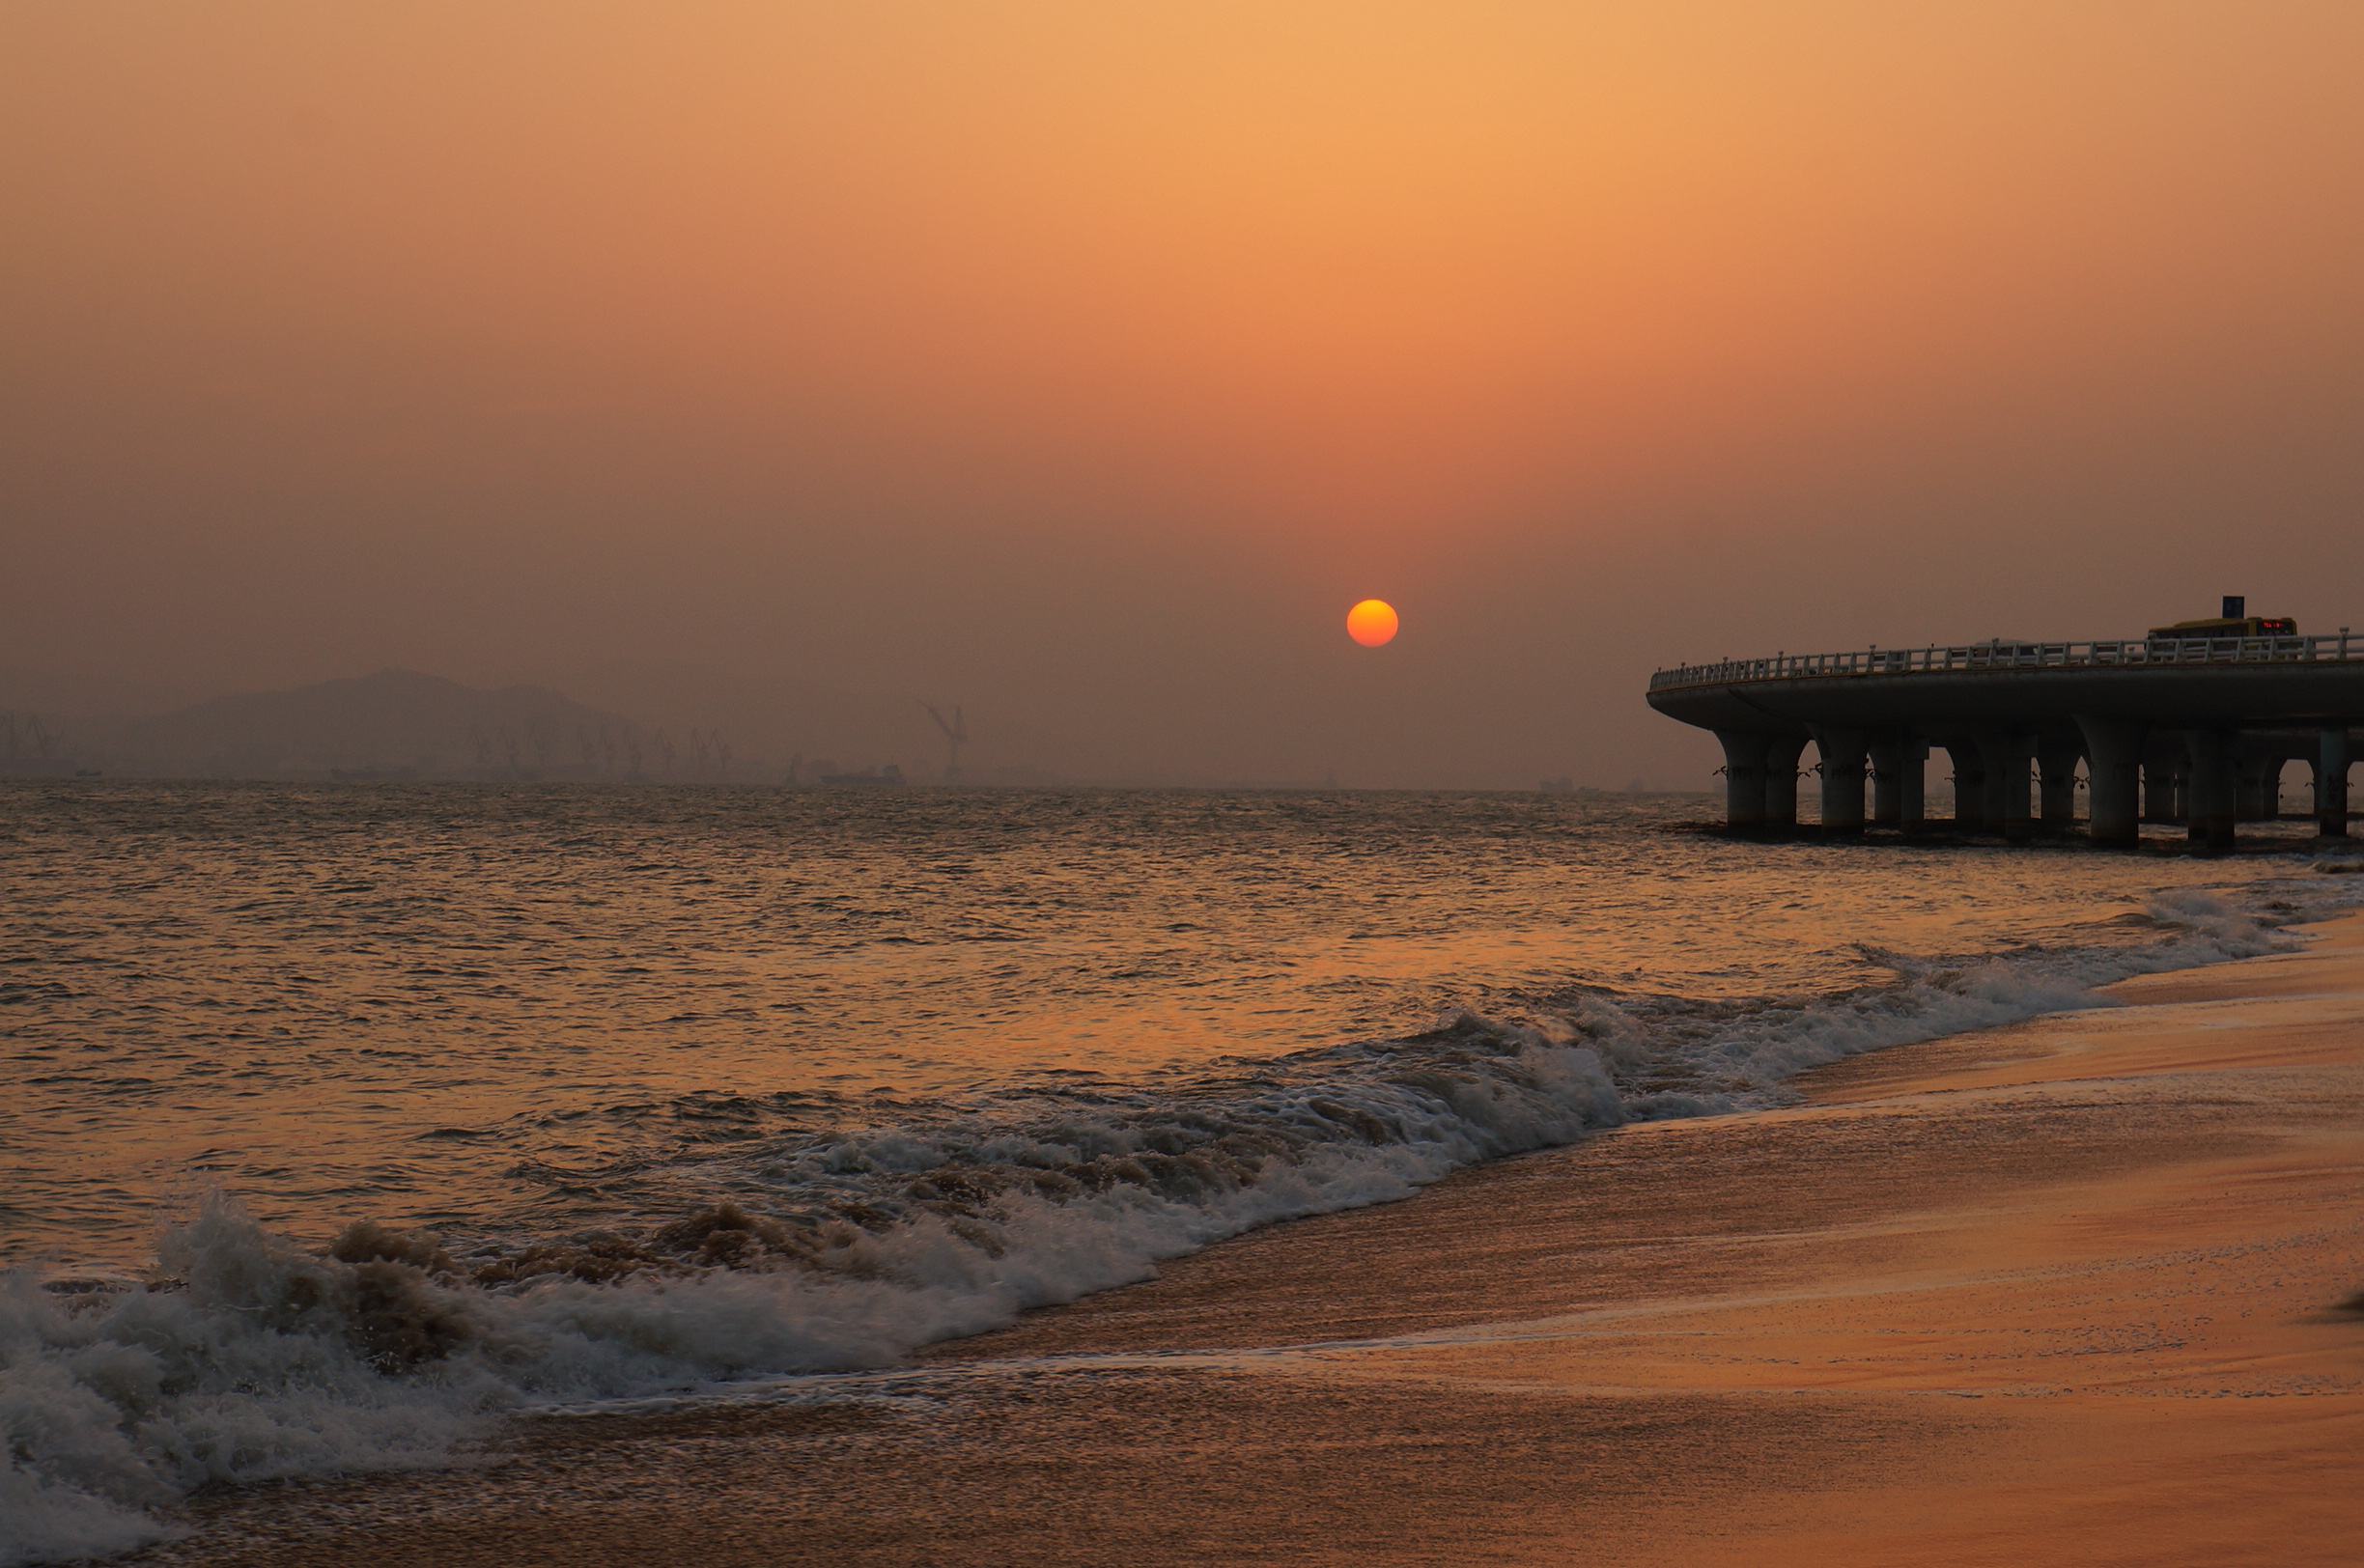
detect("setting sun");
top-left (1346, 599), bottom-right (1399, 648)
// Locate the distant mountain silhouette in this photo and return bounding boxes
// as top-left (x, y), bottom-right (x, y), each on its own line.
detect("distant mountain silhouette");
top-left (108, 669), bottom-right (666, 781)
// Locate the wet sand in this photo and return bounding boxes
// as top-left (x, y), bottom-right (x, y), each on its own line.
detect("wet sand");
top-left (139, 913), bottom-right (2364, 1565)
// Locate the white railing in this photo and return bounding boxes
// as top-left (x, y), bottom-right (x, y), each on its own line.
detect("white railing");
top-left (1649, 631), bottom-right (2361, 692)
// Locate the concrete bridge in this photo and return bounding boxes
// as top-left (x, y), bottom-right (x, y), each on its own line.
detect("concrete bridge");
top-left (1647, 631), bottom-right (2362, 850)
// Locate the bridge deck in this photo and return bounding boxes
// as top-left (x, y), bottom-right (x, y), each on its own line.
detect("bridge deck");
top-left (1646, 633), bottom-right (2361, 851)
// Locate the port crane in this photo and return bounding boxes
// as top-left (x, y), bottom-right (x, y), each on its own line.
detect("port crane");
top-left (918, 701), bottom-right (967, 782)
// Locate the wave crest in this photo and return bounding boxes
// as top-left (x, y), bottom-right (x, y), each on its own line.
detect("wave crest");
top-left (4, 870), bottom-right (2354, 1566)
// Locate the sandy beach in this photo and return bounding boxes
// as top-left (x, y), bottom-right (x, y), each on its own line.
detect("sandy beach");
top-left (136, 908), bottom-right (2364, 1565)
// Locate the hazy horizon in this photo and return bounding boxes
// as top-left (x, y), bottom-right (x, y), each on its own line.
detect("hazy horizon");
top-left (10, 3), bottom-right (2364, 788)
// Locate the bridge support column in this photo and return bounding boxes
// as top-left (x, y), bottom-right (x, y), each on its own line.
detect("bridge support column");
top-left (2144, 759), bottom-right (2179, 824)
top-left (1715, 730), bottom-right (1768, 832)
top-left (2321, 728), bottom-right (2351, 838)
top-left (1815, 728), bottom-right (1867, 834)
top-left (1869, 735), bottom-right (1904, 827)
top-left (1981, 731), bottom-right (2034, 842)
top-left (1762, 733), bottom-right (1808, 835)
top-left (1869, 732), bottom-right (1923, 830)
top-left (1944, 739), bottom-right (1988, 833)
top-left (2236, 754), bottom-right (2278, 822)
top-left (2185, 730), bottom-right (2237, 854)
top-left (2038, 744), bottom-right (2081, 833)
top-left (1897, 739), bottom-right (1927, 832)
top-left (2075, 716), bottom-right (2145, 850)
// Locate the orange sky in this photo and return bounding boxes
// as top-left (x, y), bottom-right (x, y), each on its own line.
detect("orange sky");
top-left (7, 2), bottom-right (2364, 784)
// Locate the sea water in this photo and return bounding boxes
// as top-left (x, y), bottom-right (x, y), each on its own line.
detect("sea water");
top-left (3, 781), bottom-right (2357, 1563)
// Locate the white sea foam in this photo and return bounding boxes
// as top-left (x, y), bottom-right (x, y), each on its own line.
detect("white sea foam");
top-left (4, 868), bottom-right (2355, 1566)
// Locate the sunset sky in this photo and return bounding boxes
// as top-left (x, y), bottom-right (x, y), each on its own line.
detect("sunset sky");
top-left (8, 2), bottom-right (2363, 786)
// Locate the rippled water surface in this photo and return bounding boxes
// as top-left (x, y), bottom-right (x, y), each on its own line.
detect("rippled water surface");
top-left (4, 781), bottom-right (2342, 1272)
top-left (9, 780), bottom-right (2362, 1565)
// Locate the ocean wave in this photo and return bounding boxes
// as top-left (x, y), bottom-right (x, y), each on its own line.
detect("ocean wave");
top-left (4, 868), bottom-right (2356, 1566)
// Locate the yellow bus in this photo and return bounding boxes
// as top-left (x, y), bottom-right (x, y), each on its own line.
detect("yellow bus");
top-left (2146, 614), bottom-right (2295, 640)
top-left (2147, 596), bottom-right (2295, 641)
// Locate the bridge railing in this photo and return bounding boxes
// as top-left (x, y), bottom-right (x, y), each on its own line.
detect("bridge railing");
top-left (1648, 631), bottom-right (2361, 692)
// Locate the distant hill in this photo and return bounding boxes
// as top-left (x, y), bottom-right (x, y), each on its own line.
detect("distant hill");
top-left (103, 669), bottom-right (700, 782)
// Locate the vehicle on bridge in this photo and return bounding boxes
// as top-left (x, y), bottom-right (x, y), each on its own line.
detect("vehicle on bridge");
top-left (2147, 595), bottom-right (2296, 644)
top-left (2147, 614), bottom-right (2296, 642)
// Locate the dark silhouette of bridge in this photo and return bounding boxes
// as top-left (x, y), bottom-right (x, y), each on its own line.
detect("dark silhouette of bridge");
top-left (1648, 630), bottom-right (2360, 851)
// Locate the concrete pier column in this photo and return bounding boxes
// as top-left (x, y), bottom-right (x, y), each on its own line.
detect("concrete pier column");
top-left (2184, 730), bottom-right (2237, 854)
top-left (1761, 733), bottom-right (1808, 834)
top-left (1980, 731), bottom-right (2034, 842)
top-left (2235, 755), bottom-right (2277, 822)
top-left (1715, 729), bottom-right (1769, 832)
top-left (1897, 739), bottom-right (1927, 833)
top-left (2074, 716), bottom-right (2146, 850)
top-left (1943, 740), bottom-right (1988, 833)
top-left (2143, 761), bottom-right (2177, 823)
top-left (1869, 734), bottom-right (1905, 827)
top-left (2321, 728), bottom-right (2351, 838)
top-left (1815, 727), bottom-right (1868, 834)
top-left (2038, 744), bottom-right (2081, 833)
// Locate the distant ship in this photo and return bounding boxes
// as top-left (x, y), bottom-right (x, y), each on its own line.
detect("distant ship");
top-left (818, 764), bottom-right (907, 787)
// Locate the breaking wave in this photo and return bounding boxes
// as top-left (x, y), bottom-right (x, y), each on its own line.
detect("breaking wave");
top-left (3, 869), bottom-right (2356, 1565)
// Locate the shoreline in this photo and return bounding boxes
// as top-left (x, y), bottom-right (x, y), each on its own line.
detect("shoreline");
top-left (128, 908), bottom-right (2364, 1564)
